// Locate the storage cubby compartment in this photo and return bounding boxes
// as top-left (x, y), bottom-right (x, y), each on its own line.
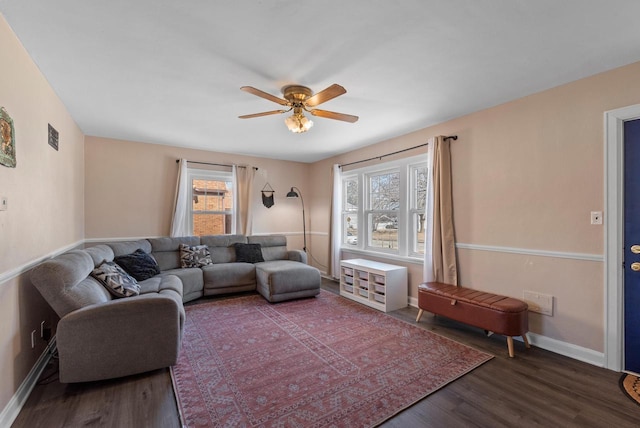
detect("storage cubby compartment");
top-left (343, 284), bottom-right (354, 293)
top-left (373, 293), bottom-right (385, 304)
top-left (344, 275), bottom-right (353, 285)
top-left (372, 274), bottom-right (385, 285)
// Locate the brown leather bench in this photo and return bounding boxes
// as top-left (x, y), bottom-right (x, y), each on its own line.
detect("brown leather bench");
top-left (416, 282), bottom-right (530, 357)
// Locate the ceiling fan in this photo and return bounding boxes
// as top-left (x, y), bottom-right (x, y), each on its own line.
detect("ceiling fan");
top-left (239, 84), bottom-right (358, 133)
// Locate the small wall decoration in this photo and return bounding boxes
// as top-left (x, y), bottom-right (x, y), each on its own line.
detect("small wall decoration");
top-left (0, 107), bottom-right (16, 168)
top-left (261, 183), bottom-right (275, 208)
top-left (48, 124), bottom-right (59, 151)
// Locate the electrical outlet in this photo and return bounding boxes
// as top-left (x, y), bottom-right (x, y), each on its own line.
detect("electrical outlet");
top-left (523, 291), bottom-right (553, 316)
top-left (591, 211), bottom-right (603, 225)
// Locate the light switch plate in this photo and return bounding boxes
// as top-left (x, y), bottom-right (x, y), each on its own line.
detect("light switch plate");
top-left (591, 211), bottom-right (602, 225)
top-left (0, 197), bottom-right (7, 211)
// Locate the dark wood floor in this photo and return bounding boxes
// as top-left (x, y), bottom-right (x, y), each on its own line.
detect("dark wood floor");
top-left (12, 279), bottom-right (640, 427)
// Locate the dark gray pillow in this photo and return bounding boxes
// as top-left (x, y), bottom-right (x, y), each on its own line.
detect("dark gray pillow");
top-left (233, 243), bottom-right (264, 263)
top-left (90, 261), bottom-right (140, 298)
top-left (114, 249), bottom-right (161, 281)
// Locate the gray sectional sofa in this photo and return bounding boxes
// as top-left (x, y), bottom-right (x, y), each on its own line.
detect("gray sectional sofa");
top-left (30, 234), bottom-right (321, 383)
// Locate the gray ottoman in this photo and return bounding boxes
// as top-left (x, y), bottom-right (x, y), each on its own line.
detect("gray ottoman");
top-left (255, 260), bottom-right (321, 302)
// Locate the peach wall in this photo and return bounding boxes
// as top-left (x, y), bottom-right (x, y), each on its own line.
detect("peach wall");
top-left (0, 13), bottom-right (84, 413)
top-left (310, 60), bottom-right (640, 353)
top-left (84, 137), bottom-right (311, 250)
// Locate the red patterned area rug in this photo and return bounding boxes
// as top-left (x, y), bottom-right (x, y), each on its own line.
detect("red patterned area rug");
top-left (170, 290), bottom-right (492, 427)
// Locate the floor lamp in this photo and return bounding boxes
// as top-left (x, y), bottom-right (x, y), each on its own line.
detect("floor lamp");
top-left (286, 187), bottom-right (306, 253)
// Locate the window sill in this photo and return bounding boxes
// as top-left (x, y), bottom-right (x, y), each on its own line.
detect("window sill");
top-left (340, 246), bottom-right (424, 265)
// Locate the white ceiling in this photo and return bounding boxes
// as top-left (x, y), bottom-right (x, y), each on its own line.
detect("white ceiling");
top-left (2, 1), bottom-right (640, 163)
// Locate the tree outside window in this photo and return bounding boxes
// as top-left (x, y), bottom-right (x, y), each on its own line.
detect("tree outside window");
top-left (340, 155), bottom-right (428, 258)
top-left (368, 171), bottom-right (399, 250)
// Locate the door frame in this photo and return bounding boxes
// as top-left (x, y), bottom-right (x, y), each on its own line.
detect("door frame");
top-left (605, 103), bottom-right (640, 371)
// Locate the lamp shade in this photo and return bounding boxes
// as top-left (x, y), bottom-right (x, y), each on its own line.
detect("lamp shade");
top-left (286, 188), bottom-right (299, 198)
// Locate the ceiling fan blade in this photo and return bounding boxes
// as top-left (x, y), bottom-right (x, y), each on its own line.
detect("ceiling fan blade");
top-left (240, 86), bottom-right (289, 106)
top-left (304, 84), bottom-right (347, 107)
top-left (238, 110), bottom-right (288, 119)
top-left (309, 109), bottom-right (359, 123)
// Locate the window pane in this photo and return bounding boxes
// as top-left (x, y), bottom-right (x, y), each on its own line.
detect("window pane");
top-left (369, 172), bottom-right (400, 210)
top-left (413, 167), bottom-right (428, 210)
top-left (344, 214), bottom-right (358, 246)
top-left (368, 213), bottom-right (398, 249)
top-left (344, 179), bottom-right (358, 212)
top-left (192, 179), bottom-right (232, 212)
top-left (413, 212), bottom-right (426, 254)
top-left (193, 214), bottom-right (231, 236)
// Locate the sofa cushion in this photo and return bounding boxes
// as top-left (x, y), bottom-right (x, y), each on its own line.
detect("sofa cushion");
top-left (31, 250), bottom-right (112, 318)
top-left (90, 261), bottom-right (140, 298)
top-left (108, 240), bottom-right (153, 258)
top-left (160, 268), bottom-right (204, 303)
top-left (201, 234), bottom-right (247, 263)
top-left (114, 249), bottom-right (161, 281)
top-left (149, 236), bottom-right (201, 270)
top-left (232, 243), bottom-right (265, 263)
top-left (202, 262), bottom-right (256, 288)
top-left (85, 245), bottom-right (115, 266)
top-left (248, 235), bottom-right (289, 261)
top-left (179, 244), bottom-right (213, 268)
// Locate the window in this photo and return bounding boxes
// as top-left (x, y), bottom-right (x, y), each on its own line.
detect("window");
top-left (410, 165), bottom-right (428, 254)
top-left (343, 178), bottom-right (358, 247)
top-left (188, 169), bottom-right (233, 236)
top-left (367, 170), bottom-right (399, 250)
top-left (341, 154), bottom-right (428, 258)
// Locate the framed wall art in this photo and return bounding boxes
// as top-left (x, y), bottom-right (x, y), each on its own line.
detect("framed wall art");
top-left (0, 107), bottom-right (16, 168)
top-left (48, 123), bottom-right (59, 151)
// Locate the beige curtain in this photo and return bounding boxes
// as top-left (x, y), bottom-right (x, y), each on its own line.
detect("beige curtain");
top-left (233, 165), bottom-right (256, 235)
top-left (425, 136), bottom-right (458, 284)
top-left (170, 158), bottom-right (189, 237)
top-left (329, 164), bottom-right (342, 279)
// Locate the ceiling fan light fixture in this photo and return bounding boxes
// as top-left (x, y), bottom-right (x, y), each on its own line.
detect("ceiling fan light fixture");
top-left (284, 112), bottom-right (313, 133)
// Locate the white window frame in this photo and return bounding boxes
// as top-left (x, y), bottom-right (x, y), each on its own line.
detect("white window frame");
top-left (187, 168), bottom-right (234, 235)
top-left (341, 154), bottom-right (428, 260)
top-left (409, 164), bottom-right (429, 257)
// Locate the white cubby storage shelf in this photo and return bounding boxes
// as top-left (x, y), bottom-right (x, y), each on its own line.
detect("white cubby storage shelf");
top-left (339, 258), bottom-right (408, 312)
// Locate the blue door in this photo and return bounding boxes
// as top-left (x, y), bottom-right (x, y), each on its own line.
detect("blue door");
top-left (624, 118), bottom-right (640, 373)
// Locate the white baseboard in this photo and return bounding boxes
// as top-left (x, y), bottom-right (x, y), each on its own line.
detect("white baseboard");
top-left (525, 332), bottom-right (604, 366)
top-left (407, 299), bottom-right (604, 367)
top-left (0, 337), bottom-right (57, 427)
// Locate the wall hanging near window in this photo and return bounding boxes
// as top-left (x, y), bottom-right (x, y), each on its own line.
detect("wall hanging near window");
top-left (0, 107), bottom-right (16, 168)
top-left (261, 183), bottom-right (275, 208)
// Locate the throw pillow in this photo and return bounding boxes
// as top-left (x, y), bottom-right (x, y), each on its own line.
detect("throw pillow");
top-left (232, 243), bottom-right (265, 263)
top-left (114, 249), bottom-right (161, 281)
top-left (179, 244), bottom-right (213, 268)
top-left (90, 260), bottom-right (140, 298)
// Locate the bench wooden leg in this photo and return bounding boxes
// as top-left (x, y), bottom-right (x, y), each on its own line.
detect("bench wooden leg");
top-left (507, 336), bottom-right (515, 358)
top-left (416, 309), bottom-right (424, 322)
top-left (522, 333), bottom-right (530, 348)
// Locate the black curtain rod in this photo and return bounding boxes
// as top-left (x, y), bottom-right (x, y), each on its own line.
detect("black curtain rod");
top-left (339, 135), bottom-right (457, 168)
top-left (176, 159), bottom-right (258, 170)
